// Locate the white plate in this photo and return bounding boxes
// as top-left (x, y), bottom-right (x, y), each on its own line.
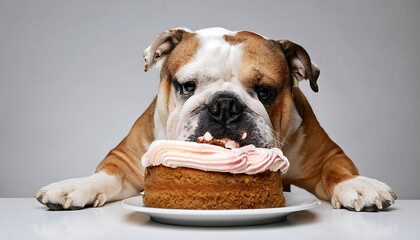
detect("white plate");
top-left (121, 192), bottom-right (320, 226)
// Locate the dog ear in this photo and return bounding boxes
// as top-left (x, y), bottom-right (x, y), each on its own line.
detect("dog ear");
top-left (143, 27), bottom-right (192, 72)
top-left (279, 40), bottom-right (320, 92)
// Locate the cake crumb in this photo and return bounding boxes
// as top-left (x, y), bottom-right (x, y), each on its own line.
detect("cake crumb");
top-left (197, 137), bottom-right (226, 148)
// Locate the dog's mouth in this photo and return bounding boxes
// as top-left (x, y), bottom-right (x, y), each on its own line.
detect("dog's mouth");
top-left (196, 132), bottom-right (248, 149)
top-left (183, 111), bottom-right (273, 148)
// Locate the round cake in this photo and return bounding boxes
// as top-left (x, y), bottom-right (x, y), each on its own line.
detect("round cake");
top-left (141, 134), bottom-right (290, 210)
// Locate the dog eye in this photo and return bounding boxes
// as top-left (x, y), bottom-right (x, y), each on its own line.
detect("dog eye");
top-left (257, 87), bottom-right (271, 101)
top-left (181, 81), bottom-right (196, 95)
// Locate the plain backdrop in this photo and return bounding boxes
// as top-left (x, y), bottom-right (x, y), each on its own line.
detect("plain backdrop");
top-left (1, 0), bottom-right (419, 199)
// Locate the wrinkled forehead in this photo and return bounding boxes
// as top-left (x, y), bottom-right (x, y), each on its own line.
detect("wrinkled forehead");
top-left (166, 28), bottom-right (286, 83)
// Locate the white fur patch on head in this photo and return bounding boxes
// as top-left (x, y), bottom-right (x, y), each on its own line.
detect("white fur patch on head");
top-left (174, 27), bottom-right (239, 85)
top-left (195, 27), bottom-right (236, 37)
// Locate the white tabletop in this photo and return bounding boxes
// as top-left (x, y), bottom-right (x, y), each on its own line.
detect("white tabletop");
top-left (0, 197), bottom-right (418, 240)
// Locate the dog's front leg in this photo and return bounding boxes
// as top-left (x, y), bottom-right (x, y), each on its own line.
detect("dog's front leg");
top-left (34, 149), bottom-right (143, 210)
top-left (318, 153), bottom-right (397, 211)
top-left (35, 99), bottom-right (157, 210)
top-left (289, 88), bottom-right (397, 211)
top-left (34, 168), bottom-right (137, 210)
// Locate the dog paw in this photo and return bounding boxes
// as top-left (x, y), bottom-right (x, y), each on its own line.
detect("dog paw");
top-left (331, 176), bottom-right (397, 212)
top-left (34, 172), bottom-right (116, 210)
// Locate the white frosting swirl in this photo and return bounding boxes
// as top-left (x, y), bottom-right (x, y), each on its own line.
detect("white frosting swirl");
top-left (141, 140), bottom-right (290, 175)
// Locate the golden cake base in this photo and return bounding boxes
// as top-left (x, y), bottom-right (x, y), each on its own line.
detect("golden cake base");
top-left (143, 166), bottom-right (285, 209)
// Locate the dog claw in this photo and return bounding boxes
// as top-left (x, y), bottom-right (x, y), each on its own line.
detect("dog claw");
top-left (354, 200), bottom-right (361, 212)
top-left (93, 193), bottom-right (106, 208)
top-left (375, 199), bottom-right (383, 210)
top-left (64, 198), bottom-right (72, 209)
top-left (331, 196), bottom-right (341, 209)
top-left (335, 201), bottom-right (341, 209)
top-left (41, 196), bottom-right (49, 204)
top-left (93, 199), bottom-right (99, 208)
top-left (34, 191), bottom-right (43, 199)
top-left (391, 191), bottom-right (398, 200)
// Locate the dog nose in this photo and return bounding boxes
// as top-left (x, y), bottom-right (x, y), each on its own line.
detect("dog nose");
top-left (207, 92), bottom-right (245, 124)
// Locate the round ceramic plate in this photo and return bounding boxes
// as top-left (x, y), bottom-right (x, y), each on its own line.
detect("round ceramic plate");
top-left (121, 192), bottom-right (320, 226)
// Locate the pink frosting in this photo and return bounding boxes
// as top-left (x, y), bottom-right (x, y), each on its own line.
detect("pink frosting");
top-left (141, 140), bottom-right (290, 175)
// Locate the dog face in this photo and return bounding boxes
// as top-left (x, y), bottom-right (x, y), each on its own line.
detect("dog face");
top-left (144, 27), bottom-right (319, 148)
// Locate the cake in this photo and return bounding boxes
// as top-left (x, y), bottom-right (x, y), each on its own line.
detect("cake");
top-left (141, 133), bottom-right (290, 210)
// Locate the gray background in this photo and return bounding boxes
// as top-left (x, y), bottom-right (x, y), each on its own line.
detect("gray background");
top-left (1, 0), bottom-right (419, 199)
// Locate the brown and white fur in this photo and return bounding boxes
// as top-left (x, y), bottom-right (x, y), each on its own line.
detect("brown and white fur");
top-left (35, 27), bottom-right (397, 212)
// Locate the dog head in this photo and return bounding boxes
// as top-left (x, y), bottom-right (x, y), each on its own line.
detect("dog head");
top-left (144, 27), bottom-right (319, 148)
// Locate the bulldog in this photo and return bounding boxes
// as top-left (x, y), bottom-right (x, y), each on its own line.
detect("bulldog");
top-left (35, 27), bottom-right (397, 211)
